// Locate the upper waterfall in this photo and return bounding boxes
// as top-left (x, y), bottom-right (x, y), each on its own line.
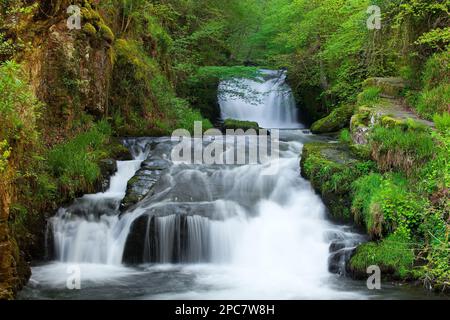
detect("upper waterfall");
top-left (219, 69), bottom-right (302, 128)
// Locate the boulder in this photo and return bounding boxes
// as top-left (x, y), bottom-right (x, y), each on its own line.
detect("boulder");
top-left (300, 142), bottom-right (364, 221)
top-left (310, 105), bottom-right (354, 134)
top-left (363, 77), bottom-right (406, 98)
top-left (223, 119), bottom-right (260, 132)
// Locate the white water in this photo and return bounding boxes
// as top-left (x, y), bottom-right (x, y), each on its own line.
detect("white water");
top-left (50, 148), bottom-right (146, 265)
top-left (219, 69), bottom-right (301, 128)
top-left (24, 70), bottom-right (370, 300)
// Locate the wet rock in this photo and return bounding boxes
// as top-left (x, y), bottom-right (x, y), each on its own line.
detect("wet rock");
top-left (300, 142), bottom-right (363, 221)
top-left (120, 153), bottom-right (172, 213)
top-left (122, 214), bottom-right (150, 265)
top-left (223, 119), bottom-right (261, 132)
top-left (363, 77), bottom-right (406, 98)
top-left (120, 169), bottom-right (164, 213)
top-left (310, 105), bottom-right (354, 134)
top-left (122, 203), bottom-right (221, 265)
top-left (98, 159), bottom-right (118, 191)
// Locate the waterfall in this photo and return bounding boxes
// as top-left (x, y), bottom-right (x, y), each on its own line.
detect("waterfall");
top-left (26, 70), bottom-right (367, 300)
top-left (219, 69), bottom-right (302, 128)
top-left (49, 148), bottom-right (146, 265)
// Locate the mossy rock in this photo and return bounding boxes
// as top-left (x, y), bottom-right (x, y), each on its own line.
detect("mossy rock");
top-left (99, 23), bottom-right (114, 44)
top-left (107, 140), bottom-right (133, 161)
top-left (81, 6), bottom-right (101, 23)
top-left (310, 105), bottom-right (354, 134)
top-left (380, 116), bottom-right (406, 129)
top-left (363, 77), bottom-right (406, 98)
top-left (300, 142), bottom-right (366, 221)
top-left (223, 119), bottom-right (261, 132)
top-left (348, 233), bottom-right (415, 280)
top-left (82, 23), bottom-right (97, 37)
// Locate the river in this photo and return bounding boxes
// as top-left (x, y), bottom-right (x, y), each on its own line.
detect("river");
top-left (19, 70), bottom-right (441, 300)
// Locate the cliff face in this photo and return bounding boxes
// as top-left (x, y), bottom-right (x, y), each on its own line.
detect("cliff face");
top-left (23, 1), bottom-right (114, 144)
top-left (0, 0), bottom-right (114, 299)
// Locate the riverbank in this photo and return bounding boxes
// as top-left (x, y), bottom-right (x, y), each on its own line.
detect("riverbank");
top-left (300, 78), bottom-right (449, 293)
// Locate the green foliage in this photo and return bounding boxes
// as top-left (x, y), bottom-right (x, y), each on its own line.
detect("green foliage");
top-left (350, 231), bottom-right (415, 279)
top-left (82, 23), bottom-right (97, 36)
top-left (415, 84), bottom-right (450, 120)
top-left (409, 51), bottom-right (450, 119)
top-left (99, 23), bottom-right (115, 43)
top-left (370, 124), bottom-right (434, 174)
top-left (47, 121), bottom-right (112, 195)
top-left (434, 113), bottom-right (450, 133)
top-left (416, 27), bottom-right (450, 49)
top-left (351, 172), bottom-right (425, 239)
top-left (339, 129), bottom-right (352, 144)
top-left (0, 139), bottom-right (11, 172)
top-left (110, 36), bottom-right (214, 135)
top-left (0, 61), bottom-right (41, 143)
top-left (193, 66), bottom-right (261, 82)
top-left (301, 142), bottom-right (376, 221)
top-left (357, 87), bottom-right (381, 106)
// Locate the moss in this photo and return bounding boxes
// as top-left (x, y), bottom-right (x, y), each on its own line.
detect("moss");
top-left (363, 77), bottom-right (406, 98)
top-left (223, 119), bottom-right (260, 131)
top-left (310, 105), bottom-right (354, 134)
top-left (99, 23), bottom-right (114, 44)
top-left (82, 23), bottom-right (97, 37)
top-left (357, 86), bottom-right (381, 106)
top-left (349, 232), bottom-right (415, 280)
top-left (380, 116), bottom-right (405, 129)
top-left (81, 6), bottom-right (101, 23)
top-left (301, 142), bottom-right (375, 221)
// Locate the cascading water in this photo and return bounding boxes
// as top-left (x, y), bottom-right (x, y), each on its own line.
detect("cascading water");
top-left (48, 142), bottom-right (149, 265)
top-left (22, 69), bottom-right (425, 300)
top-left (219, 69), bottom-right (301, 128)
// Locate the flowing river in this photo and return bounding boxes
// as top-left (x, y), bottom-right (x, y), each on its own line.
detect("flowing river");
top-left (19, 70), bottom-right (440, 300)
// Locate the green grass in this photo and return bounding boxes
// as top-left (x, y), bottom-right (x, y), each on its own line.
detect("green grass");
top-left (339, 129), bottom-right (351, 144)
top-left (433, 113), bottom-right (450, 133)
top-left (47, 121), bottom-right (112, 195)
top-left (415, 84), bottom-right (450, 120)
top-left (370, 125), bottom-right (434, 174)
top-left (357, 86), bottom-right (381, 106)
top-left (350, 231), bottom-right (415, 279)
